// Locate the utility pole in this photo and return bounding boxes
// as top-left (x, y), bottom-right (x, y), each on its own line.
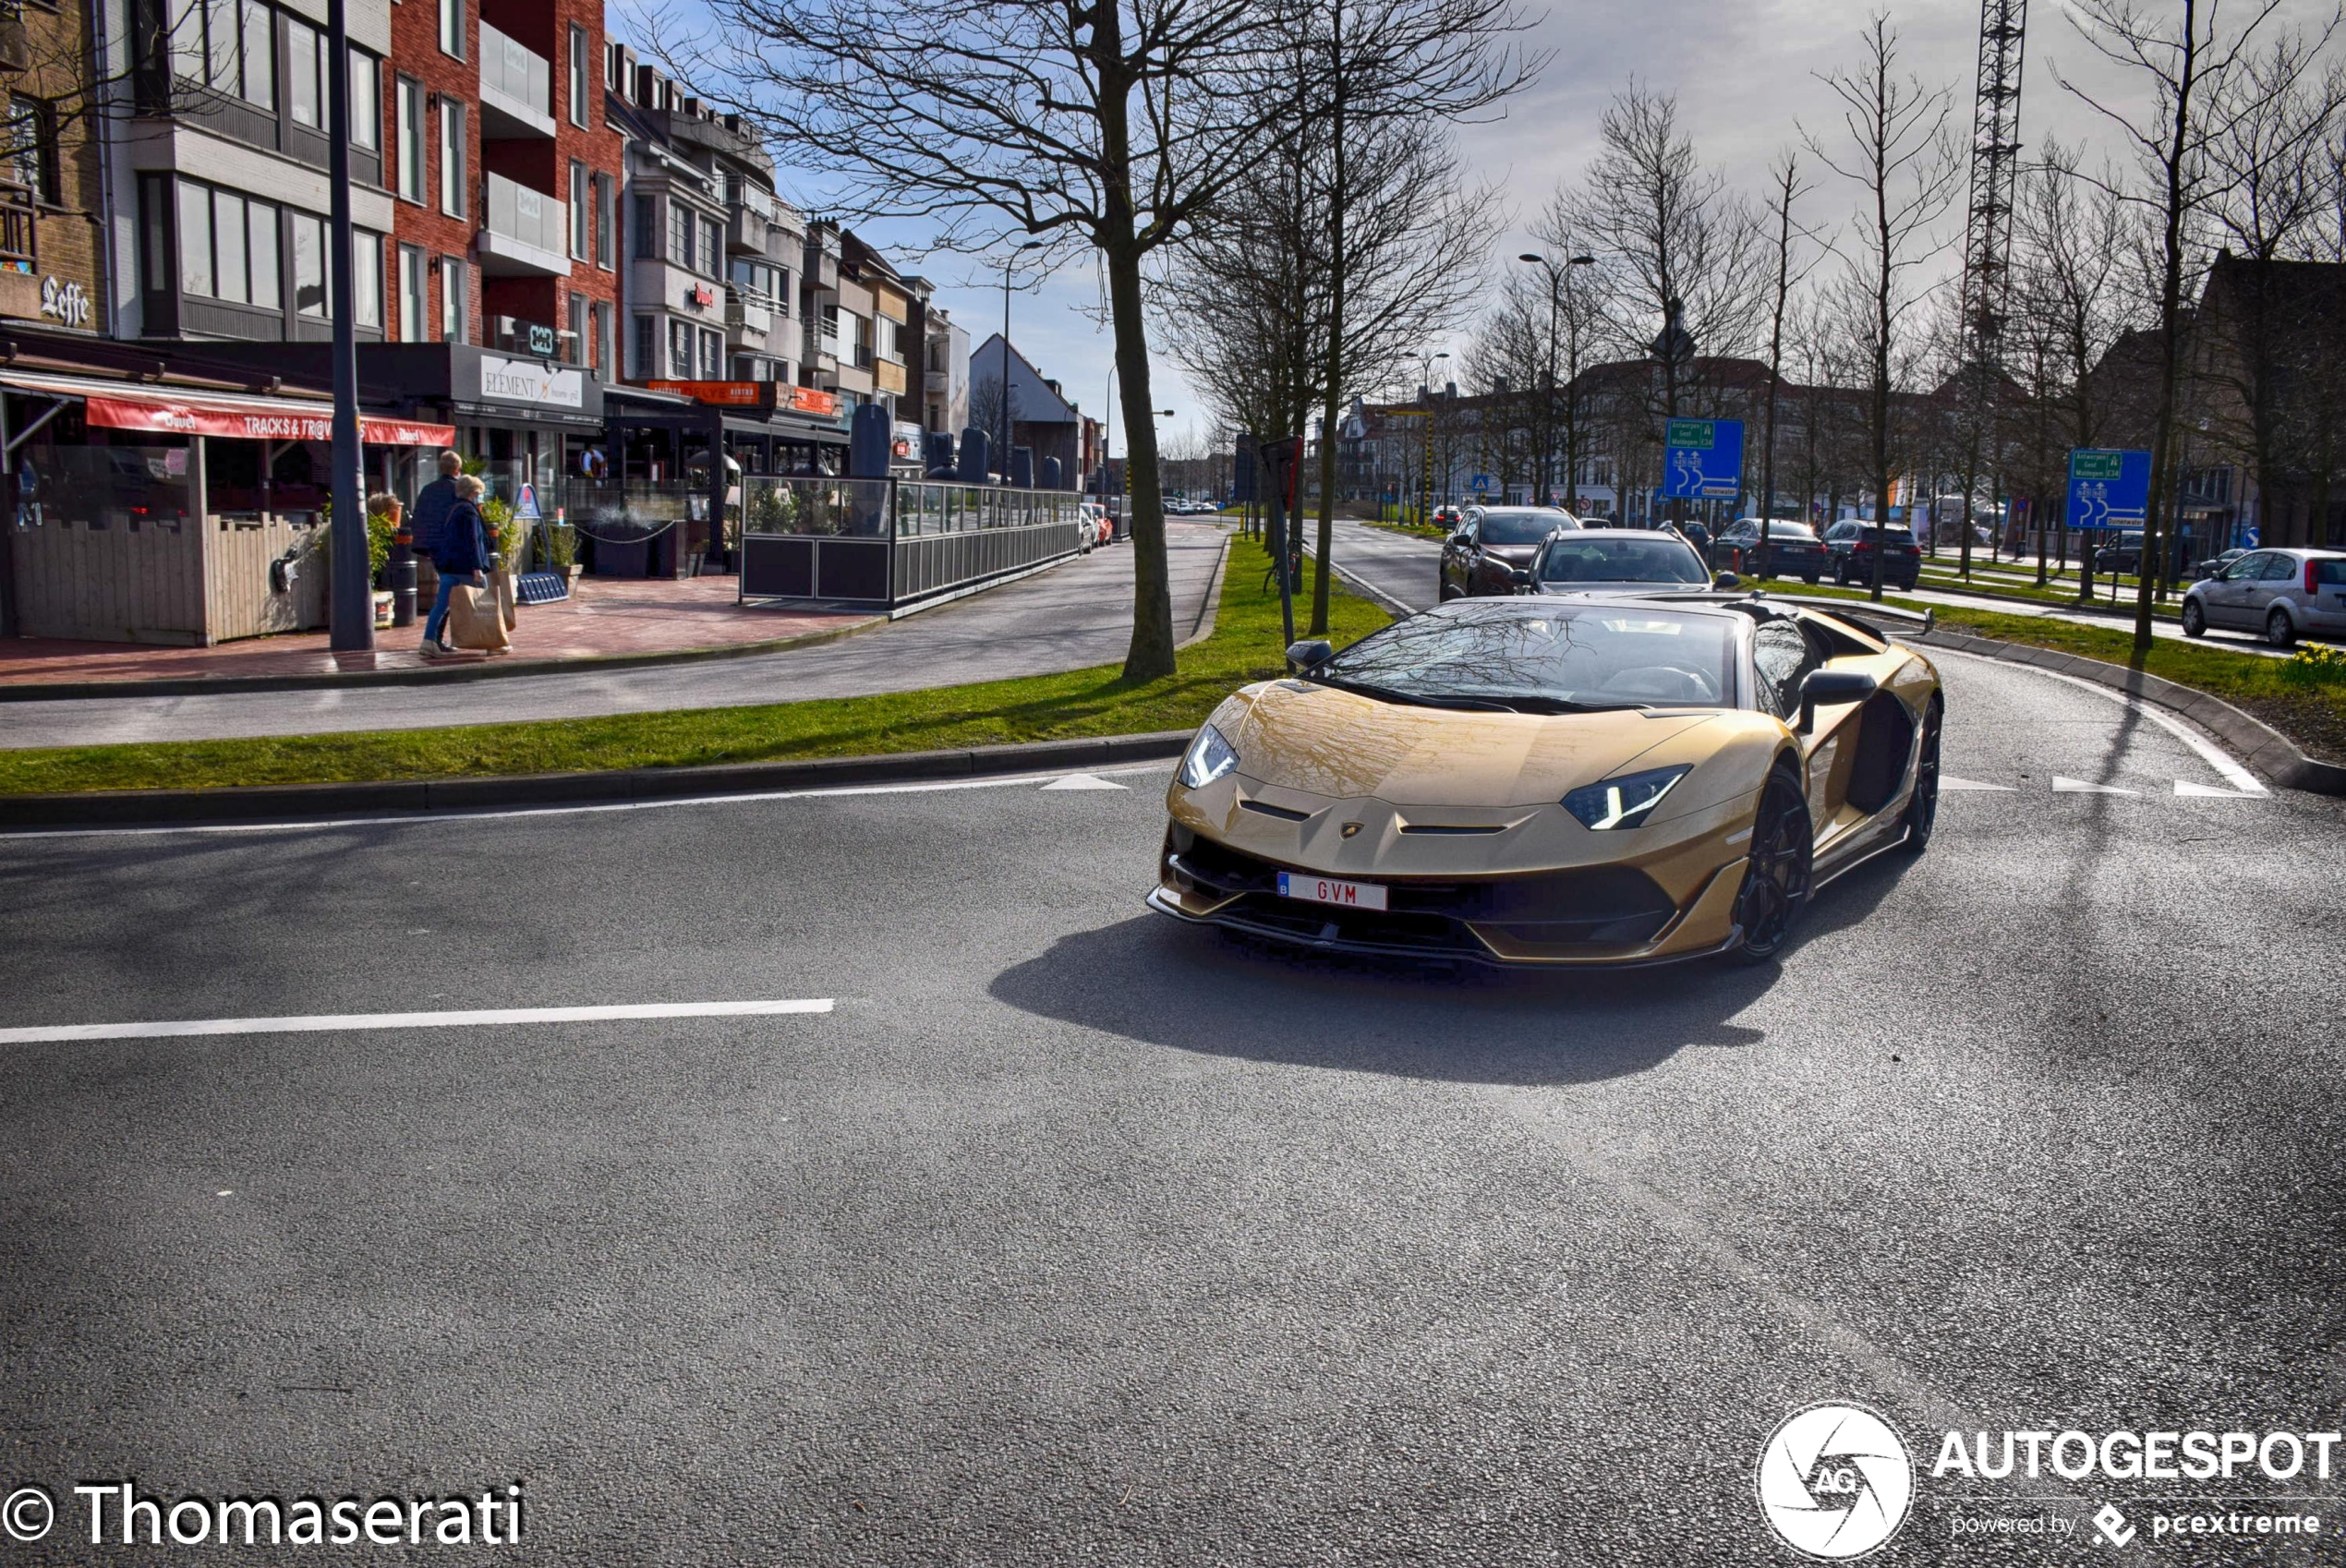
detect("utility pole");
top-left (997, 240), bottom-right (1045, 480)
top-left (1958, 0), bottom-right (2028, 582)
top-left (325, 0), bottom-right (369, 653)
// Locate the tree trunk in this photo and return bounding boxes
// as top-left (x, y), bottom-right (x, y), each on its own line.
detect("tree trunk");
top-left (1106, 234), bottom-right (1176, 680)
top-left (1310, 6), bottom-right (1347, 638)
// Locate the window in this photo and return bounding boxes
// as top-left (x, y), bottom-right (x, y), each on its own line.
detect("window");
top-left (700, 216), bottom-right (721, 277)
top-left (6, 96), bottom-right (58, 205)
top-left (439, 102), bottom-right (466, 220)
top-left (239, 0), bottom-right (272, 110)
top-left (398, 246), bottom-right (426, 342)
top-left (287, 16), bottom-right (322, 127)
top-left (699, 327), bottom-right (722, 380)
top-left (438, 0), bottom-right (464, 58)
top-left (349, 53), bottom-right (379, 151)
top-left (632, 313), bottom-right (656, 378)
top-left (1751, 619), bottom-right (1822, 719)
top-left (565, 292), bottom-right (584, 365)
top-left (289, 211), bottom-right (324, 316)
top-left (569, 161), bottom-right (587, 259)
top-left (592, 175), bottom-right (612, 267)
top-left (668, 318), bottom-right (694, 377)
top-left (395, 78), bottom-right (423, 201)
top-left (354, 233), bottom-right (381, 329)
top-left (211, 189), bottom-right (248, 300)
top-left (631, 195), bottom-right (654, 259)
top-left (247, 200), bottom-right (279, 307)
top-left (176, 180), bottom-right (213, 296)
top-left (441, 257), bottom-right (466, 342)
top-left (668, 201), bottom-right (692, 270)
top-left (568, 26), bottom-right (589, 127)
top-left (591, 301), bottom-right (611, 376)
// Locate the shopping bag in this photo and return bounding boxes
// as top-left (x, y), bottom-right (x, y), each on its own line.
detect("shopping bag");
top-left (444, 583), bottom-right (511, 652)
top-left (493, 568), bottom-right (518, 631)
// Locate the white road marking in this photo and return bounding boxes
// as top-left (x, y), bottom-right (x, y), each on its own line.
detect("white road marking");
top-left (2174, 779), bottom-right (2264, 798)
top-left (1041, 773), bottom-right (1130, 790)
top-left (0, 998), bottom-right (835, 1044)
top-left (0, 764), bottom-right (1177, 841)
top-left (1931, 646), bottom-right (2269, 795)
top-left (1941, 775), bottom-right (2017, 791)
top-left (2053, 776), bottom-right (2138, 795)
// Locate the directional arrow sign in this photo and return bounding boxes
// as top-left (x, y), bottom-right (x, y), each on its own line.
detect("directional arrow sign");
top-left (1663, 418), bottom-right (1743, 501)
top-left (2065, 448), bottom-right (2150, 533)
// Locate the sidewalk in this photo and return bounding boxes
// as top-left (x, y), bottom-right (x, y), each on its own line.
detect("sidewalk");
top-left (0, 574), bottom-right (874, 688)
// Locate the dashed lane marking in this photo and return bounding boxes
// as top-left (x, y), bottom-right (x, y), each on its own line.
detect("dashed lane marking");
top-left (1040, 773), bottom-right (1131, 790)
top-left (1941, 775), bottom-right (2017, 791)
top-left (0, 998), bottom-right (836, 1045)
top-left (2052, 776), bottom-right (2138, 795)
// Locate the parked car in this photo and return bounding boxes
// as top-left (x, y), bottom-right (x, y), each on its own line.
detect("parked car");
top-left (1431, 505), bottom-right (1464, 533)
top-left (1821, 521), bottom-right (1921, 589)
top-left (2191, 548), bottom-right (2248, 580)
top-left (2180, 548), bottom-right (2346, 645)
top-left (1715, 517), bottom-right (1827, 584)
top-left (1439, 505), bottom-right (1582, 599)
top-left (1079, 501), bottom-right (1113, 547)
top-left (1518, 529), bottom-right (1722, 595)
top-left (2094, 531), bottom-right (2146, 575)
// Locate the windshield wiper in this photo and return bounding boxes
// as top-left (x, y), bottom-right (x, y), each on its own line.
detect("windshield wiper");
top-left (1490, 695), bottom-right (1653, 715)
top-left (1314, 675), bottom-right (1521, 713)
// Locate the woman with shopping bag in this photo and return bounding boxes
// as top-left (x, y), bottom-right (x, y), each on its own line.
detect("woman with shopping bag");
top-left (421, 476), bottom-right (512, 656)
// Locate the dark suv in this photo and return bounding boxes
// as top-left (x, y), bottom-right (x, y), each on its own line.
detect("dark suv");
top-left (1715, 517), bottom-right (1826, 584)
top-left (1822, 521), bottom-right (1921, 590)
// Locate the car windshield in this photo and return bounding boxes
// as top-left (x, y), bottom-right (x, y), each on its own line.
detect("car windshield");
top-left (1477, 510), bottom-right (1573, 545)
top-left (1315, 600), bottom-right (1736, 709)
top-left (1534, 536), bottom-right (1708, 585)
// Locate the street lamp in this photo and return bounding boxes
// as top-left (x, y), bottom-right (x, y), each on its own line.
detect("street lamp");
top-left (1517, 252), bottom-right (1595, 510)
top-left (998, 239), bottom-right (1047, 480)
top-left (1415, 349), bottom-right (1448, 525)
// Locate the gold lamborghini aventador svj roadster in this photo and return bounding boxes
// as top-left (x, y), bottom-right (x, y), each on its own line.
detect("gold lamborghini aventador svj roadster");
top-left (1148, 593), bottom-right (1944, 967)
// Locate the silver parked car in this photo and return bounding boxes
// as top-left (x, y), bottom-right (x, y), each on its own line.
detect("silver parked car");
top-left (2180, 547), bottom-right (2346, 645)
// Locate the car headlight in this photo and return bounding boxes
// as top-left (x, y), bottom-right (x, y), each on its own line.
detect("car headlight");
top-left (1178, 723), bottom-right (1240, 790)
top-left (1563, 765), bottom-right (1693, 830)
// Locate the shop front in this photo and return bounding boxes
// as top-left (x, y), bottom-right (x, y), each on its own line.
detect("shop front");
top-left (600, 380), bottom-right (850, 577)
top-left (0, 360), bottom-right (453, 645)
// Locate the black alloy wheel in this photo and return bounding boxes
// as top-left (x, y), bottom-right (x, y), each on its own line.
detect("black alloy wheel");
top-left (2181, 599), bottom-right (2207, 637)
top-left (1732, 765), bottom-right (1815, 964)
top-left (1901, 697), bottom-right (1943, 854)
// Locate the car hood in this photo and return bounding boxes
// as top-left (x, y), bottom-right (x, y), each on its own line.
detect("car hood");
top-left (1224, 680), bottom-right (1723, 808)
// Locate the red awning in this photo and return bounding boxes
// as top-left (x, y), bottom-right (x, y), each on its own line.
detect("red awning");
top-left (0, 369), bottom-right (455, 447)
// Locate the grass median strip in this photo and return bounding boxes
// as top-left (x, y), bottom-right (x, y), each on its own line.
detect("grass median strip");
top-left (0, 537), bottom-right (1390, 797)
top-left (1778, 582), bottom-right (2345, 763)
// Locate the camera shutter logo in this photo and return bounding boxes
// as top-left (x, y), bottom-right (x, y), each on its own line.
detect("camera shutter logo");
top-left (1755, 1403), bottom-right (1914, 1560)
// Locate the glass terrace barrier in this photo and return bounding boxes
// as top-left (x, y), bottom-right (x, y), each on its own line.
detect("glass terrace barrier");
top-left (740, 476), bottom-right (1085, 608)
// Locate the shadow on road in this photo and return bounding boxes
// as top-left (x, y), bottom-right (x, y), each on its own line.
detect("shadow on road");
top-left (988, 854), bottom-right (1911, 1088)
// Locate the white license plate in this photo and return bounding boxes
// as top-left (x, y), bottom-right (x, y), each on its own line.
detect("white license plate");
top-left (1276, 871), bottom-right (1388, 911)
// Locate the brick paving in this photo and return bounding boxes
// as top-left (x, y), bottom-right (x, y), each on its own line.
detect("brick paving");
top-left (0, 574), bottom-right (877, 686)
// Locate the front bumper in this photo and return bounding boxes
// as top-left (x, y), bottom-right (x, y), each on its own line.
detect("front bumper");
top-left (1148, 827), bottom-right (1750, 969)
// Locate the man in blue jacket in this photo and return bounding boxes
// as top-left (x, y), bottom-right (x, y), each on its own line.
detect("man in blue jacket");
top-left (421, 475), bottom-right (490, 655)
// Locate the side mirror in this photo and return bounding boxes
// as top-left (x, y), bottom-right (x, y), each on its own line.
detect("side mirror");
top-left (1713, 571), bottom-right (1741, 590)
top-left (1286, 638), bottom-right (1334, 670)
top-left (1798, 669), bottom-right (1879, 733)
top-left (1510, 566), bottom-right (1534, 585)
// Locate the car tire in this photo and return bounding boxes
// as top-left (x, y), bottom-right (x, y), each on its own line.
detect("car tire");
top-left (1730, 763), bottom-right (1814, 965)
top-left (1832, 560), bottom-right (1850, 585)
top-left (1437, 579), bottom-right (1458, 602)
top-left (2181, 599), bottom-right (2207, 637)
top-left (1901, 696), bottom-right (1942, 854)
top-left (2267, 606), bottom-right (2297, 647)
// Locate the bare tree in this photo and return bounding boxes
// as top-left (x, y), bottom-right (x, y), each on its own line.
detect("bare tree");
top-left (1754, 150), bottom-right (1820, 567)
top-left (1806, 12), bottom-right (1962, 601)
top-left (669, 0), bottom-right (1317, 680)
top-left (2056, 0), bottom-right (2299, 656)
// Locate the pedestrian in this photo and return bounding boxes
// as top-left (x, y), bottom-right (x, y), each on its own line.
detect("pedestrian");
top-left (410, 451), bottom-right (463, 654)
top-left (421, 474), bottom-right (493, 656)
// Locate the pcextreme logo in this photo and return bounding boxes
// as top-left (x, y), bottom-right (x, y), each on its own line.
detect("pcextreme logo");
top-left (1756, 1403), bottom-right (1917, 1560)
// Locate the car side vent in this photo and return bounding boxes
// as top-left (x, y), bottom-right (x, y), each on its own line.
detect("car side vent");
top-left (1397, 824), bottom-right (1506, 835)
top-left (1239, 798), bottom-right (1312, 822)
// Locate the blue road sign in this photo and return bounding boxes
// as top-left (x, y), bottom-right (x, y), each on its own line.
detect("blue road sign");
top-left (1663, 419), bottom-right (1743, 501)
top-left (2065, 449), bottom-right (2150, 531)
top-left (1469, 473), bottom-right (1492, 493)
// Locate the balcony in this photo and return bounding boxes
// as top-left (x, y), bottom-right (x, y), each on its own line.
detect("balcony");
top-left (477, 173), bottom-right (571, 277)
top-left (478, 21), bottom-right (556, 139)
top-left (726, 289), bottom-right (773, 338)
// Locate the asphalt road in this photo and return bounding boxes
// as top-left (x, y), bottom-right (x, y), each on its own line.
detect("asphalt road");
top-left (0, 526), bottom-right (1227, 752)
top-left (1324, 520), bottom-right (2304, 657)
top-left (3, 650), bottom-right (2341, 1565)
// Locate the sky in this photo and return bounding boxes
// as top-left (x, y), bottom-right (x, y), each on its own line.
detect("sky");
top-left (618, 0), bottom-right (2341, 454)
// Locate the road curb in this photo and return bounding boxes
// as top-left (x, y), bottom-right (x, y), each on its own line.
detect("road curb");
top-left (1177, 532), bottom-right (1234, 649)
top-left (1912, 627), bottom-right (2346, 795)
top-left (0, 609), bottom-right (892, 704)
top-left (0, 731), bottom-right (1195, 830)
